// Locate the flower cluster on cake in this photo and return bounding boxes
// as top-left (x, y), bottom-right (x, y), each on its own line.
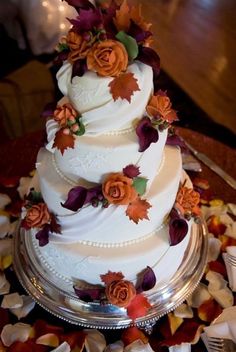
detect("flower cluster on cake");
top-left (20, 0), bottom-right (201, 320)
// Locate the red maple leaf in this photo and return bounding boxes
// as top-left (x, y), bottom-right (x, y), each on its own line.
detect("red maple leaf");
top-left (126, 197), bottom-right (151, 223)
top-left (53, 129), bottom-right (75, 155)
top-left (109, 72), bottom-right (140, 103)
top-left (100, 270), bottom-right (124, 285)
top-left (127, 294), bottom-right (151, 320)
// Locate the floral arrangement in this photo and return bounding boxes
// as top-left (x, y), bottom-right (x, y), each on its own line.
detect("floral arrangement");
top-left (74, 267), bottom-right (156, 320)
top-left (21, 189), bottom-right (61, 246)
top-left (62, 164), bottom-right (152, 224)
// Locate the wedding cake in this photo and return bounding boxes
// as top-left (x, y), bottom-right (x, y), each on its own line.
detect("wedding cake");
top-left (21, 0), bottom-right (200, 316)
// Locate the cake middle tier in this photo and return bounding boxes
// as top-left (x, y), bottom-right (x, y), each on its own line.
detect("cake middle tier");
top-left (36, 145), bottom-right (182, 246)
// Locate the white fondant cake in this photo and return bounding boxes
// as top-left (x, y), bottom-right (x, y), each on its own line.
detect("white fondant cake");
top-left (22, 1), bottom-right (200, 310)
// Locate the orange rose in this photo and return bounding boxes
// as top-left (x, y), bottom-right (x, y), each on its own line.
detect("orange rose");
top-left (87, 39), bottom-right (128, 77)
top-left (102, 173), bottom-right (138, 205)
top-left (67, 30), bottom-right (93, 63)
top-left (175, 187), bottom-right (200, 216)
top-left (53, 103), bottom-right (78, 127)
top-left (25, 203), bottom-right (51, 228)
top-left (106, 280), bottom-right (136, 307)
top-left (146, 94), bottom-right (177, 123)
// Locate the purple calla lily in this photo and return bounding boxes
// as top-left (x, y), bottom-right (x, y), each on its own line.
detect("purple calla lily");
top-left (136, 266), bottom-right (156, 293)
top-left (74, 285), bottom-right (104, 302)
top-left (64, 0), bottom-right (95, 13)
top-left (61, 185), bottom-right (103, 212)
top-left (35, 224), bottom-right (50, 247)
top-left (137, 46), bottom-right (160, 79)
top-left (136, 117), bottom-right (159, 152)
top-left (169, 209), bottom-right (188, 246)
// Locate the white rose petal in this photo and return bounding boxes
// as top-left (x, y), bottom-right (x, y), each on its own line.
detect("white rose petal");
top-left (10, 295), bottom-right (36, 319)
top-left (225, 222), bottom-right (236, 239)
top-left (206, 270), bottom-right (234, 308)
top-left (8, 221), bottom-right (18, 236)
top-left (169, 343), bottom-right (191, 352)
top-left (104, 340), bottom-right (124, 352)
top-left (124, 340), bottom-right (155, 352)
top-left (220, 214), bottom-right (233, 226)
top-left (0, 280), bottom-right (10, 295)
top-left (186, 283), bottom-right (211, 308)
top-left (207, 237), bottom-right (222, 262)
top-left (1, 292), bottom-right (23, 309)
top-left (174, 303), bottom-right (193, 319)
top-left (51, 342), bottom-right (71, 352)
top-left (0, 215), bottom-right (10, 239)
top-left (17, 177), bottom-right (32, 199)
top-left (0, 239), bottom-right (12, 256)
top-left (0, 194), bottom-right (11, 209)
top-left (84, 329), bottom-right (106, 352)
top-left (201, 205), bottom-right (227, 220)
top-left (227, 203), bottom-right (236, 216)
top-left (0, 323), bottom-right (32, 347)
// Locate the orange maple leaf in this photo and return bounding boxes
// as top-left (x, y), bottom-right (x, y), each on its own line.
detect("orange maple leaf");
top-left (127, 294), bottom-right (151, 320)
top-left (113, 0), bottom-right (130, 32)
top-left (109, 72), bottom-right (140, 103)
top-left (100, 270), bottom-right (124, 285)
top-left (126, 197), bottom-right (151, 224)
top-left (53, 129), bottom-right (75, 155)
top-left (130, 4), bottom-right (152, 32)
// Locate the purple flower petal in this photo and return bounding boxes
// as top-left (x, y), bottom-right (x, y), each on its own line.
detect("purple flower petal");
top-left (136, 117), bottom-right (159, 152)
top-left (85, 185), bottom-right (103, 204)
top-left (136, 266), bottom-right (156, 293)
top-left (74, 285), bottom-right (104, 302)
top-left (169, 209), bottom-right (188, 246)
top-left (123, 165), bottom-right (140, 178)
top-left (64, 0), bottom-right (94, 13)
top-left (137, 46), bottom-right (160, 80)
top-left (68, 8), bottom-right (103, 33)
top-left (61, 186), bottom-right (88, 211)
top-left (166, 133), bottom-right (189, 154)
top-left (35, 224), bottom-right (50, 247)
top-left (128, 21), bottom-right (152, 45)
top-left (41, 102), bottom-right (57, 119)
top-left (71, 59), bottom-right (87, 79)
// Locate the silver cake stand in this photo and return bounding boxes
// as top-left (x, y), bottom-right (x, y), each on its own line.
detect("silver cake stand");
top-left (13, 219), bottom-right (208, 331)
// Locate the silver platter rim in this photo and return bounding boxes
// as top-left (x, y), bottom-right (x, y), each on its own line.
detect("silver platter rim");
top-left (13, 218), bottom-right (208, 329)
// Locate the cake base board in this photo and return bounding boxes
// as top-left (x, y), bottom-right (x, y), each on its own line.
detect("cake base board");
top-left (13, 218), bottom-right (208, 330)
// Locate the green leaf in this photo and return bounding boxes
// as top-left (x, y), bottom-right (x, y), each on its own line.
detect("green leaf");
top-left (133, 177), bottom-right (148, 196)
top-left (30, 189), bottom-right (43, 203)
top-left (58, 43), bottom-right (69, 52)
top-left (116, 31), bottom-right (139, 60)
top-left (76, 120), bottom-right (85, 136)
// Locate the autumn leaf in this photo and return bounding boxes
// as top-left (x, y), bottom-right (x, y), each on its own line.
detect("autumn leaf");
top-left (100, 270), bottom-right (124, 285)
top-left (127, 294), bottom-right (151, 320)
top-left (113, 0), bottom-right (130, 32)
top-left (126, 197), bottom-right (151, 223)
top-left (53, 129), bottom-right (75, 155)
top-left (109, 72), bottom-right (140, 103)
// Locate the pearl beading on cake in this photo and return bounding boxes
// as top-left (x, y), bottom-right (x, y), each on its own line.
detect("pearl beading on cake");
top-left (52, 154), bottom-right (78, 186)
top-left (104, 126), bottom-right (134, 136)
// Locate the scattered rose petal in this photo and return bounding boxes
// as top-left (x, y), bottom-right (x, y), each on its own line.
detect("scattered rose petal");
top-left (104, 340), bottom-right (124, 352)
top-left (121, 327), bottom-right (148, 347)
top-left (33, 320), bottom-right (64, 338)
top-left (1, 323), bottom-right (32, 347)
top-left (0, 254), bottom-right (13, 271)
top-left (51, 342), bottom-right (71, 352)
top-left (127, 294), bottom-right (151, 320)
top-left (10, 295), bottom-right (36, 319)
top-left (186, 283), bottom-right (211, 308)
top-left (168, 343), bottom-right (191, 352)
top-left (207, 237), bottom-right (222, 262)
top-left (208, 260), bottom-right (227, 278)
top-left (0, 214), bottom-right (10, 239)
top-left (0, 194), bottom-right (11, 209)
top-left (206, 270), bottom-right (234, 308)
top-left (1, 292), bottom-right (23, 309)
top-left (0, 175), bottom-right (20, 188)
top-left (174, 304), bottom-right (193, 319)
top-left (0, 272), bottom-right (10, 295)
top-left (198, 298), bottom-right (222, 322)
top-left (227, 203), bottom-right (236, 216)
top-left (124, 339), bottom-right (155, 351)
top-left (0, 239), bottom-right (12, 256)
top-left (84, 329), bottom-right (106, 352)
top-left (168, 312), bottom-right (184, 335)
top-left (17, 177), bottom-right (32, 199)
top-left (225, 221), bottom-right (236, 239)
top-left (36, 333), bottom-right (59, 347)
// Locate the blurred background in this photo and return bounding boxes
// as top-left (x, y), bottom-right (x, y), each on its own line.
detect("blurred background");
top-left (0, 0), bottom-right (235, 148)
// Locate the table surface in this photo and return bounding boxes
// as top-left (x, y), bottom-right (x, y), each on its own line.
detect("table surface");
top-left (133, 0), bottom-right (236, 134)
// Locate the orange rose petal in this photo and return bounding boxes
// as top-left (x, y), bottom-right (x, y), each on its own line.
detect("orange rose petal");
top-left (121, 326), bottom-right (148, 347)
top-left (207, 215), bottom-right (227, 237)
top-left (198, 298), bottom-right (222, 322)
top-left (167, 312), bottom-right (184, 336)
top-left (127, 294), bottom-right (151, 320)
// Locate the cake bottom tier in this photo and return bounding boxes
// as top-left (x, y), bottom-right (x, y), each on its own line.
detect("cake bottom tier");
top-left (29, 220), bottom-right (194, 288)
